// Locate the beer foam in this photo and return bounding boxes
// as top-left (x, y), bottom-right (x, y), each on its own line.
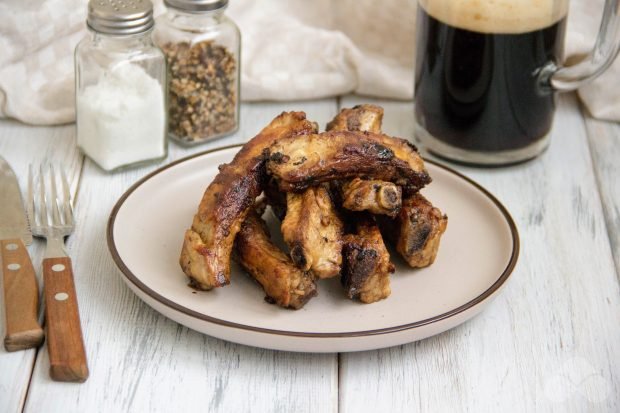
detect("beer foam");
top-left (419, 0), bottom-right (568, 34)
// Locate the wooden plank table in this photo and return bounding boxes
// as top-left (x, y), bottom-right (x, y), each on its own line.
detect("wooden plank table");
top-left (0, 94), bottom-right (618, 412)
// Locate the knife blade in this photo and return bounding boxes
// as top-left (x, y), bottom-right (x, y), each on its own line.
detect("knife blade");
top-left (0, 156), bottom-right (44, 351)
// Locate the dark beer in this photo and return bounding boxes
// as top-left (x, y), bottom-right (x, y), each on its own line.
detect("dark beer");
top-left (414, 4), bottom-right (567, 155)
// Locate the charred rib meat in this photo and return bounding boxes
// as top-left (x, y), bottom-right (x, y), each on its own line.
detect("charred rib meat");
top-left (341, 178), bottom-right (402, 217)
top-left (341, 215), bottom-right (394, 304)
top-left (267, 131), bottom-right (431, 194)
top-left (264, 176), bottom-right (287, 221)
top-left (180, 104), bottom-right (447, 307)
top-left (180, 112), bottom-right (317, 290)
top-left (326, 104), bottom-right (402, 216)
top-left (326, 104), bottom-right (384, 134)
top-left (234, 211), bottom-right (317, 309)
top-left (281, 185), bottom-right (344, 279)
top-left (379, 193), bottom-right (448, 268)
top-left (271, 104), bottom-right (385, 274)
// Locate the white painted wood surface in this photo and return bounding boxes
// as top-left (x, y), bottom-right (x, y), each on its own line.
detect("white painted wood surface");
top-left (338, 94), bottom-right (620, 413)
top-left (0, 121), bottom-right (82, 413)
top-left (584, 116), bottom-right (620, 277)
top-left (16, 100), bottom-right (340, 413)
top-left (0, 95), bottom-right (618, 412)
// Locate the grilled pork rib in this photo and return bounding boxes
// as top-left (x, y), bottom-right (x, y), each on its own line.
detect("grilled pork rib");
top-left (340, 178), bottom-right (402, 217)
top-left (274, 104), bottom-right (386, 279)
top-left (326, 105), bottom-right (402, 217)
top-left (274, 104), bottom-right (383, 278)
top-left (325, 104), bottom-right (395, 302)
top-left (326, 104), bottom-right (384, 134)
top-left (234, 211), bottom-right (317, 309)
top-left (281, 185), bottom-right (344, 279)
top-left (180, 112), bottom-right (317, 290)
top-left (379, 193), bottom-right (448, 268)
top-left (327, 104), bottom-right (447, 269)
top-left (341, 215), bottom-right (394, 303)
top-left (267, 130), bottom-right (431, 194)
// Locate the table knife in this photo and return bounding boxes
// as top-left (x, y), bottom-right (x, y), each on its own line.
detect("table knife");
top-left (0, 156), bottom-right (44, 351)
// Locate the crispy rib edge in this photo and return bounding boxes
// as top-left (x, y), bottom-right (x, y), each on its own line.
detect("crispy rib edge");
top-left (340, 178), bottom-right (403, 217)
top-left (233, 211), bottom-right (317, 309)
top-left (179, 111), bottom-right (317, 290)
top-left (341, 216), bottom-right (394, 304)
top-left (267, 130), bottom-right (431, 194)
top-left (379, 193), bottom-right (448, 268)
top-left (326, 104), bottom-right (384, 133)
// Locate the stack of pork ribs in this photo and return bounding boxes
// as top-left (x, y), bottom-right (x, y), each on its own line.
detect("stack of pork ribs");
top-left (180, 105), bottom-right (447, 309)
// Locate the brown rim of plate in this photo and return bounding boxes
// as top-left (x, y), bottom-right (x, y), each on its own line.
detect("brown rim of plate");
top-left (107, 144), bottom-right (520, 339)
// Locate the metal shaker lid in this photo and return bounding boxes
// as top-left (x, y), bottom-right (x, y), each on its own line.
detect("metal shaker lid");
top-left (87, 0), bottom-right (154, 35)
top-left (164, 0), bottom-right (228, 13)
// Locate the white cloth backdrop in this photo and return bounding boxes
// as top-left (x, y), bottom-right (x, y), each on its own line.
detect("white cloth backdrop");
top-left (0, 0), bottom-right (617, 125)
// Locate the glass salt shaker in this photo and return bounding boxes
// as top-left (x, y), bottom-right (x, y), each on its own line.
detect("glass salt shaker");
top-left (75, 0), bottom-right (167, 172)
top-left (154, 0), bottom-right (241, 146)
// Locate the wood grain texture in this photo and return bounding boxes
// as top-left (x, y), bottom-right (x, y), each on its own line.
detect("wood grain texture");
top-left (0, 119), bottom-right (82, 413)
top-left (22, 100), bottom-right (339, 413)
top-left (1, 238), bottom-right (43, 352)
top-left (583, 115), bottom-right (620, 280)
top-left (43, 257), bottom-right (89, 382)
top-left (2, 96), bottom-right (618, 412)
top-left (338, 94), bottom-right (620, 412)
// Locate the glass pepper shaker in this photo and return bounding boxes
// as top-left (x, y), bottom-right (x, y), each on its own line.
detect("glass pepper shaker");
top-left (75, 0), bottom-right (167, 172)
top-left (154, 0), bottom-right (241, 145)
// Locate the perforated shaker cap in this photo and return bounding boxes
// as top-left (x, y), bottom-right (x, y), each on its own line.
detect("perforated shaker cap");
top-left (87, 0), bottom-right (154, 35)
top-left (164, 0), bottom-right (228, 13)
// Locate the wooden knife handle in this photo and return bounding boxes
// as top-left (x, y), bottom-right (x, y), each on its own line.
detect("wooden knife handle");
top-left (1, 238), bottom-right (44, 352)
top-left (43, 256), bottom-right (89, 382)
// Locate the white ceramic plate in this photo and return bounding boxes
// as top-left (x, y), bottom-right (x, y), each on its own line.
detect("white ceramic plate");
top-left (108, 145), bottom-right (519, 352)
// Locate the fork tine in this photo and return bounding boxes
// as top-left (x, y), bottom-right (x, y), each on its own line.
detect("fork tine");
top-left (60, 166), bottom-right (74, 226)
top-left (49, 164), bottom-right (63, 226)
top-left (27, 164), bottom-right (35, 227)
top-left (38, 164), bottom-right (49, 228)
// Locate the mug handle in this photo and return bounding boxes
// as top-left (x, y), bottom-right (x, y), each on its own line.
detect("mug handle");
top-left (539, 0), bottom-right (620, 91)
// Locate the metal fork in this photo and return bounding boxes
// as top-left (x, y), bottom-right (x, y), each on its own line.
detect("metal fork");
top-left (28, 164), bottom-right (89, 382)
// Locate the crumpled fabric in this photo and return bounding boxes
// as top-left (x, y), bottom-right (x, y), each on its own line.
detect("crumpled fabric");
top-left (0, 0), bottom-right (617, 125)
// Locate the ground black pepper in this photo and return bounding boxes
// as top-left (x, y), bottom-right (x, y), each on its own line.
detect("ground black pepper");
top-left (162, 40), bottom-right (238, 144)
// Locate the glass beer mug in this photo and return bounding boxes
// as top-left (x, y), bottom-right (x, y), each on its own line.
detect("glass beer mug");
top-left (414, 0), bottom-right (620, 165)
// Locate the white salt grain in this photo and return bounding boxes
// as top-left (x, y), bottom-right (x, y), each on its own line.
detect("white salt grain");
top-left (77, 63), bottom-right (166, 171)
